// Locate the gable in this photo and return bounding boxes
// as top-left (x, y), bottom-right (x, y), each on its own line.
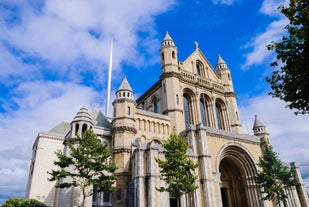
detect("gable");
top-left (181, 48), bottom-right (221, 83)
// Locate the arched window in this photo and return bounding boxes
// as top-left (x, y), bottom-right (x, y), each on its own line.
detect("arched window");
top-left (216, 103), bottom-right (224, 130)
top-left (128, 106), bottom-right (131, 115)
top-left (82, 123), bottom-right (88, 133)
top-left (196, 61), bottom-right (205, 77)
top-left (172, 51), bottom-right (175, 59)
top-left (200, 96), bottom-right (209, 126)
top-left (183, 94), bottom-right (192, 125)
top-left (153, 98), bottom-right (158, 113)
top-left (196, 64), bottom-right (201, 75)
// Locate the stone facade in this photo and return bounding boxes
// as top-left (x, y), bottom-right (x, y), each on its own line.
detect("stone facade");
top-left (26, 32), bottom-right (309, 207)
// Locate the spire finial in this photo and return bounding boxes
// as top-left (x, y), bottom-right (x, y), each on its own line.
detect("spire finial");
top-left (194, 41), bottom-right (199, 49)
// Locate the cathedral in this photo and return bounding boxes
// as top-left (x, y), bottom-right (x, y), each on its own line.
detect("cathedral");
top-left (25, 32), bottom-right (309, 207)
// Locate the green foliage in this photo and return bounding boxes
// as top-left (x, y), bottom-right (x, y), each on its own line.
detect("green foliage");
top-left (48, 129), bottom-right (117, 207)
top-left (266, 0), bottom-right (309, 114)
top-left (155, 134), bottom-right (198, 200)
top-left (1, 198), bottom-right (45, 207)
top-left (255, 138), bottom-right (296, 206)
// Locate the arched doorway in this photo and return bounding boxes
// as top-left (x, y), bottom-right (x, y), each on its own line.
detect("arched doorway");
top-left (218, 144), bottom-right (263, 207)
top-left (219, 157), bottom-right (248, 207)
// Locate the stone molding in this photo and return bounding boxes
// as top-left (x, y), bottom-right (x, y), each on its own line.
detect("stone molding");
top-left (111, 126), bottom-right (137, 134)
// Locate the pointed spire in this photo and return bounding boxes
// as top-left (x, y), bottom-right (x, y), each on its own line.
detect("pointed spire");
top-left (161, 31), bottom-right (175, 47)
top-left (253, 115), bottom-right (268, 136)
top-left (163, 31), bottom-right (173, 41)
top-left (118, 76), bottom-right (133, 92)
top-left (216, 54), bottom-right (228, 70)
top-left (253, 115), bottom-right (265, 129)
top-left (116, 76), bottom-right (134, 100)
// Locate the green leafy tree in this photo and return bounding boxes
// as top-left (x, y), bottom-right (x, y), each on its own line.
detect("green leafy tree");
top-left (1, 198), bottom-right (45, 207)
top-left (266, 0), bottom-right (309, 114)
top-left (1, 198), bottom-right (23, 207)
top-left (255, 138), bottom-right (296, 207)
top-left (48, 129), bottom-right (117, 207)
top-left (155, 134), bottom-right (198, 207)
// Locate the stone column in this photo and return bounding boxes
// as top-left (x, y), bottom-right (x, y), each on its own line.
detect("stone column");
top-left (195, 126), bottom-right (217, 207)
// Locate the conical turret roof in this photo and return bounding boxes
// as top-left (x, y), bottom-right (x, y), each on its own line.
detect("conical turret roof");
top-left (216, 54), bottom-right (228, 70)
top-left (163, 31), bottom-right (173, 41)
top-left (117, 76), bottom-right (133, 92)
top-left (161, 31), bottom-right (175, 47)
top-left (253, 115), bottom-right (265, 129)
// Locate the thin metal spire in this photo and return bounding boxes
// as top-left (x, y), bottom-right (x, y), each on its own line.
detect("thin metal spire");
top-left (106, 39), bottom-right (113, 117)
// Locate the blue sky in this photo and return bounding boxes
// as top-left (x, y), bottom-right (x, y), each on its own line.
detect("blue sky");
top-left (0, 0), bottom-right (308, 203)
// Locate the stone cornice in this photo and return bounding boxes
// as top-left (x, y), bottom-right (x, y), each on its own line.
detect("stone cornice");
top-left (112, 98), bottom-right (136, 105)
top-left (224, 91), bottom-right (237, 98)
top-left (162, 109), bottom-right (183, 115)
top-left (111, 126), bottom-right (137, 134)
top-left (136, 109), bottom-right (170, 121)
top-left (113, 147), bottom-right (131, 153)
top-left (186, 125), bottom-right (260, 144)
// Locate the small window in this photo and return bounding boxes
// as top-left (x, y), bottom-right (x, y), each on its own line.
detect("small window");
top-left (128, 106), bottom-right (131, 115)
top-left (153, 98), bottom-right (158, 113)
top-left (161, 52), bottom-right (164, 61)
top-left (196, 64), bottom-right (201, 75)
top-left (116, 189), bottom-right (121, 201)
top-left (82, 123), bottom-right (87, 133)
top-left (123, 92), bottom-right (125, 97)
top-left (103, 192), bottom-right (110, 202)
top-left (172, 51), bottom-right (175, 59)
top-left (176, 95), bottom-right (179, 105)
top-left (127, 92), bottom-right (130, 97)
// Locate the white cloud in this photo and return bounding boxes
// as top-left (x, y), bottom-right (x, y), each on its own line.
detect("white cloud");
top-left (239, 94), bottom-right (309, 186)
top-left (259, 0), bottom-right (289, 16)
top-left (0, 0), bottom-right (176, 82)
top-left (241, 18), bottom-right (288, 69)
top-left (212, 0), bottom-right (236, 5)
top-left (241, 0), bottom-right (289, 69)
top-left (0, 81), bottom-right (102, 202)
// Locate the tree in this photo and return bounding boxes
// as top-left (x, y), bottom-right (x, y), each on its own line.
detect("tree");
top-left (1, 198), bottom-right (46, 207)
top-left (266, 0), bottom-right (309, 114)
top-left (48, 129), bottom-right (117, 207)
top-left (255, 138), bottom-right (296, 207)
top-left (155, 134), bottom-right (198, 207)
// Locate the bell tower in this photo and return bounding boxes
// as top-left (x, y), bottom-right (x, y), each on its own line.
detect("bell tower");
top-left (159, 32), bottom-right (185, 133)
top-left (160, 31), bottom-right (179, 73)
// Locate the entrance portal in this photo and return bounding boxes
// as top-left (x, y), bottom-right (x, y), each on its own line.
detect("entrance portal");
top-left (219, 157), bottom-right (248, 207)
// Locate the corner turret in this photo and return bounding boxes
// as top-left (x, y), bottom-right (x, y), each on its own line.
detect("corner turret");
top-left (216, 54), bottom-right (228, 70)
top-left (216, 55), bottom-right (234, 92)
top-left (69, 107), bottom-right (93, 138)
top-left (253, 115), bottom-right (269, 140)
top-left (160, 32), bottom-right (178, 73)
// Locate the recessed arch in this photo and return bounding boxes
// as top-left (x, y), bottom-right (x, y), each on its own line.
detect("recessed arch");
top-left (199, 93), bottom-right (212, 127)
top-left (151, 96), bottom-right (159, 113)
top-left (196, 60), bottom-right (205, 77)
top-left (183, 88), bottom-right (196, 125)
top-left (216, 143), bottom-right (260, 207)
top-left (215, 98), bottom-right (227, 130)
